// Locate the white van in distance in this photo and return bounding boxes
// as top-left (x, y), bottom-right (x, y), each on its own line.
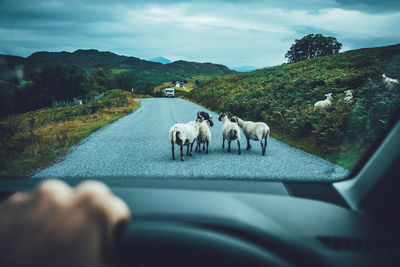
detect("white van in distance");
top-left (164, 88), bottom-right (175, 97)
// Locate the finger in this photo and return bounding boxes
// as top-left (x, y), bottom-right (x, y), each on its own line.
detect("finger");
top-left (73, 181), bottom-right (130, 262)
top-left (34, 179), bottom-right (74, 206)
top-left (6, 192), bottom-right (30, 205)
top-left (74, 180), bottom-right (131, 226)
top-left (0, 192), bottom-right (31, 213)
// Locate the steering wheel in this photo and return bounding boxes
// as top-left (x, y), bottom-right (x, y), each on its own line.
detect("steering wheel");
top-left (113, 217), bottom-right (331, 267)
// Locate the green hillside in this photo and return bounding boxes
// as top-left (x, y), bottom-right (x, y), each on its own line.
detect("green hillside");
top-left (188, 44), bottom-right (400, 170)
top-left (0, 49), bottom-right (235, 117)
top-left (23, 49), bottom-right (234, 86)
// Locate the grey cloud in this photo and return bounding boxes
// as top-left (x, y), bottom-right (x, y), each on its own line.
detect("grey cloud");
top-left (0, 0), bottom-right (399, 67)
top-left (342, 36), bottom-right (400, 50)
top-left (334, 0), bottom-right (400, 13)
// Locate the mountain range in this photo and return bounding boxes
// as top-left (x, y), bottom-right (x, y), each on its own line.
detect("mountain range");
top-left (0, 49), bottom-right (235, 83)
top-left (150, 56), bottom-right (172, 64)
top-left (230, 66), bottom-right (272, 72)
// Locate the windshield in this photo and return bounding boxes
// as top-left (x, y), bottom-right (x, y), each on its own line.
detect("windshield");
top-left (1, 0), bottom-right (399, 182)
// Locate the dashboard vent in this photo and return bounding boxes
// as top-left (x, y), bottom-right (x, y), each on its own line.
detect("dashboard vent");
top-left (317, 236), bottom-right (400, 255)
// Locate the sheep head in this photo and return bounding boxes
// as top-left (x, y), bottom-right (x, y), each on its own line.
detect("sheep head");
top-left (231, 116), bottom-right (239, 123)
top-left (325, 93), bottom-right (333, 100)
top-left (197, 111), bottom-right (214, 127)
top-left (218, 112), bottom-right (227, 121)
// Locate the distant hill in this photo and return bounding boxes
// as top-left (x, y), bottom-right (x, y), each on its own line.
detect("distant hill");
top-left (230, 66), bottom-right (260, 72)
top-left (3, 49), bottom-right (234, 84)
top-left (0, 49), bottom-right (235, 94)
top-left (230, 66), bottom-right (272, 72)
top-left (23, 50), bottom-right (233, 76)
top-left (150, 56), bottom-right (172, 64)
top-left (189, 44), bottom-right (400, 170)
top-left (26, 49), bottom-right (162, 70)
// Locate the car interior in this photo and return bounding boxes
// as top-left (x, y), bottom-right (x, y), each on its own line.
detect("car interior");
top-left (1, 111), bottom-right (399, 267)
top-left (1, 1), bottom-right (399, 266)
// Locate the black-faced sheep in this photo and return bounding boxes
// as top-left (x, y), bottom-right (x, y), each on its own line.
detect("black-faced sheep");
top-left (197, 111), bottom-right (214, 127)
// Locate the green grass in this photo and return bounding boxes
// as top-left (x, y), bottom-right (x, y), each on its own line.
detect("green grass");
top-left (0, 90), bottom-right (140, 178)
top-left (110, 68), bottom-right (131, 74)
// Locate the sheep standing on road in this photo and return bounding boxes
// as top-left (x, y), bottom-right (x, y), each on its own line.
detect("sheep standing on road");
top-left (314, 93), bottom-right (333, 110)
top-left (344, 90), bottom-right (354, 104)
top-left (195, 120), bottom-right (212, 154)
top-left (231, 116), bottom-right (270, 156)
top-left (382, 74), bottom-right (399, 90)
top-left (169, 120), bottom-right (201, 161)
top-left (218, 112), bottom-right (241, 155)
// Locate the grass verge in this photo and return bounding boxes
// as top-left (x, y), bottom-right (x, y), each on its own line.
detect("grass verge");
top-left (0, 89), bottom-right (140, 178)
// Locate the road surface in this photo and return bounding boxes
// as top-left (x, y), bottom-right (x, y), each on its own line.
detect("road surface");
top-left (34, 98), bottom-right (349, 181)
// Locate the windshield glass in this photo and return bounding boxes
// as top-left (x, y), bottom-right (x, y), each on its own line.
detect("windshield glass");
top-left (1, 0), bottom-right (399, 182)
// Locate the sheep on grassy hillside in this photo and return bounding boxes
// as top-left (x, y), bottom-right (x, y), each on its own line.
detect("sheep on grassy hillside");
top-left (344, 90), bottom-right (354, 104)
top-left (314, 93), bottom-right (333, 110)
top-left (382, 74), bottom-right (399, 90)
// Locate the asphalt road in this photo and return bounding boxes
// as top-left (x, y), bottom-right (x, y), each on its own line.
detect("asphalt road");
top-left (34, 98), bottom-right (349, 181)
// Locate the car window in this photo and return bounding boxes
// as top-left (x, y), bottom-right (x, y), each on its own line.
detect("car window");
top-left (0, 0), bottom-right (399, 182)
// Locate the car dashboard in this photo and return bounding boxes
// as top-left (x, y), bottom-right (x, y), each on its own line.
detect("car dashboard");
top-left (110, 186), bottom-right (399, 267)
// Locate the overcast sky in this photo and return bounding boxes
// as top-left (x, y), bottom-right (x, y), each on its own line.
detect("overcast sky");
top-left (0, 0), bottom-right (399, 68)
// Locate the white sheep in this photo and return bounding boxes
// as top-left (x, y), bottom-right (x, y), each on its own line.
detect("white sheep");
top-left (169, 120), bottom-right (201, 161)
top-left (195, 120), bottom-right (212, 154)
top-left (314, 93), bottom-right (333, 110)
top-left (344, 90), bottom-right (353, 104)
top-left (218, 112), bottom-right (241, 155)
top-left (231, 116), bottom-right (270, 156)
top-left (382, 74), bottom-right (399, 90)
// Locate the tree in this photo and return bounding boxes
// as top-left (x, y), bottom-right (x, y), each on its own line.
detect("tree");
top-left (285, 34), bottom-right (342, 63)
top-left (89, 68), bottom-right (114, 93)
top-left (113, 71), bottom-right (137, 91)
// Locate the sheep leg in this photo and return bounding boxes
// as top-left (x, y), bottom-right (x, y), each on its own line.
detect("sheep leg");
top-left (222, 138), bottom-right (225, 149)
top-left (238, 140), bottom-right (241, 155)
top-left (180, 145), bottom-right (184, 161)
top-left (171, 141), bottom-right (175, 160)
top-left (263, 136), bottom-right (268, 156)
top-left (195, 140), bottom-right (200, 153)
top-left (260, 140), bottom-right (264, 156)
top-left (206, 141), bottom-right (209, 154)
top-left (202, 143), bottom-right (205, 151)
top-left (246, 137), bottom-right (251, 150)
top-left (189, 142), bottom-right (194, 156)
top-left (186, 144), bottom-right (190, 156)
top-left (228, 140), bottom-right (231, 152)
